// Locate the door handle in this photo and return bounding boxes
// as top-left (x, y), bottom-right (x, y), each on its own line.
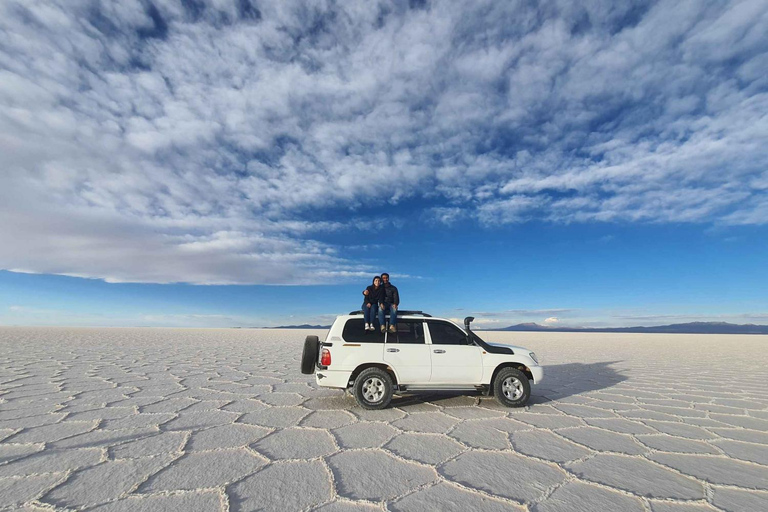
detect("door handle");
top-left (433, 349), bottom-right (446, 354)
top-left (387, 348), bottom-right (400, 353)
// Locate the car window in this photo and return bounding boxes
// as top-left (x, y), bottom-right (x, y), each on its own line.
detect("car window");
top-left (342, 319), bottom-right (385, 343)
top-left (386, 321), bottom-right (425, 344)
top-left (427, 320), bottom-right (469, 345)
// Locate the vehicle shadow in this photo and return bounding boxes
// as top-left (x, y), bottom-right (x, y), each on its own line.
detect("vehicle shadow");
top-left (531, 360), bottom-right (628, 402)
top-left (390, 360), bottom-right (628, 410)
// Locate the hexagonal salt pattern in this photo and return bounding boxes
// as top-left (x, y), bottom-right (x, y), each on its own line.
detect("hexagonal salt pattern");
top-left (328, 450), bottom-right (437, 501)
top-left (1, 327), bottom-right (767, 511)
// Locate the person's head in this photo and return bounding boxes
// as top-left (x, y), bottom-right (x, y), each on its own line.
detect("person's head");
top-left (372, 275), bottom-right (381, 287)
top-left (381, 273), bottom-right (390, 284)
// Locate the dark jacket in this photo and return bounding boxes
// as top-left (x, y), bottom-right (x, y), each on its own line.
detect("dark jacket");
top-left (382, 282), bottom-right (399, 306)
top-left (363, 285), bottom-right (384, 305)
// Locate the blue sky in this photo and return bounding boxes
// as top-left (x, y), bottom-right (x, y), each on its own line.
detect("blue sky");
top-left (1, 0), bottom-right (767, 328)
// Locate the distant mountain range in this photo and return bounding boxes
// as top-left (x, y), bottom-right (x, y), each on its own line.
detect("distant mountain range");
top-left (493, 321), bottom-right (768, 334)
top-left (261, 321), bottom-right (768, 334)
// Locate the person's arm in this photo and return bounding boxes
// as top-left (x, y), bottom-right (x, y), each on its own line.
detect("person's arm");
top-left (393, 287), bottom-right (400, 307)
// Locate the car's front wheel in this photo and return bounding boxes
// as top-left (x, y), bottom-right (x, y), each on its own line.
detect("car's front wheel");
top-left (353, 367), bottom-right (393, 410)
top-left (493, 367), bottom-right (531, 407)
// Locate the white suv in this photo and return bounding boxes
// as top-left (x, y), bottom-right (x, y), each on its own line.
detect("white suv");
top-left (301, 311), bottom-right (543, 409)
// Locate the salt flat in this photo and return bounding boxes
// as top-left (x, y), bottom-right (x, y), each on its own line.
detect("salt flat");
top-left (0, 327), bottom-right (767, 512)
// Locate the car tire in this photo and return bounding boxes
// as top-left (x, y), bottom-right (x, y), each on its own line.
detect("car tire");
top-left (353, 367), bottom-right (393, 410)
top-left (493, 367), bottom-right (531, 407)
top-left (300, 336), bottom-right (320, 375)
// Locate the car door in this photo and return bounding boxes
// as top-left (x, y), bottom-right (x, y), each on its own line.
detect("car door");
top-left (340, 318), bottom-right (385, 370)
top-left (382, 320), bottom-right (431, 384)
top-left (426, 320), bottom-right (483, 384)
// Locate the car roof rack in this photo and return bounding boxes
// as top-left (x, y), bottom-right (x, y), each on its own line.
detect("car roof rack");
top-left (348, 310), bottom-right (432, 317)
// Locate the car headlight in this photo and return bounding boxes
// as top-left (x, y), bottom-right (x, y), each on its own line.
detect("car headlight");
top-left (529, 352), bottom-right (539, 364)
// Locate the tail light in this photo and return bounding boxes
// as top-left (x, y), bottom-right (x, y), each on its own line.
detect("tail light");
top-left (320, 348), bottom-right (331, 366)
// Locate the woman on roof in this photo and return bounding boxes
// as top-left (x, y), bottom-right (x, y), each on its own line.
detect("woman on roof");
top-left (362, 275), bottom-right (384, 331)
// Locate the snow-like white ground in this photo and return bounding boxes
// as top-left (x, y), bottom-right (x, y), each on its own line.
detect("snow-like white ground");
top-left (0, 327), bottom-right (767, 512)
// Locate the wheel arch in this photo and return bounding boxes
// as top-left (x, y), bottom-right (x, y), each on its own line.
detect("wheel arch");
top-left (349, 363), bottom-right (399, 387)
top-left (489, 363), bottom-right (533, 395)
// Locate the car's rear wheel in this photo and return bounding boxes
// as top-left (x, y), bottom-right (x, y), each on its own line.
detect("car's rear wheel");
top-left (353, 367), bottom-right (393, 410)
top-left (493, 367), bottom-right (530, 407)
top-left (300, 336), bottom-right (320, 374)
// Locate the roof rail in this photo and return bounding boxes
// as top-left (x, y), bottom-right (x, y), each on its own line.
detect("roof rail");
top-left (348, 310), bottom-right (432, 317)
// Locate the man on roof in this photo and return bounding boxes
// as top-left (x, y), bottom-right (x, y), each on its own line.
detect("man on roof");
top-left (378, 273), bottom-right (399, 333)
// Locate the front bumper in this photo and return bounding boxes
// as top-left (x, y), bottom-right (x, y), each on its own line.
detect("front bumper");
top-left (315, 369), bottom-right (352, 389)
top-left (530, 365), bottom-right (544, 384)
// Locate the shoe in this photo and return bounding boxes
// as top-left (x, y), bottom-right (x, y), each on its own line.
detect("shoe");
top-left (389, 325), bottom-right (396, 333)
top-left (365, 323), bottom-right (370, 330)
top-left (380, 325), bottom-right (386, 333)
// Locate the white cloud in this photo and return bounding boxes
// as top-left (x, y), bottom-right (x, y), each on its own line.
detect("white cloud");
top-left (544, 317), bottom-right (559, 324)
top-left (477, 309), bottom-right (576, 317)
top-left (1, 0), bottom-right (767, 284)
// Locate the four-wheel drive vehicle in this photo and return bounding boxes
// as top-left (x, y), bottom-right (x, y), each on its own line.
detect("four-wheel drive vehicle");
top-left (301, 311), bottom-right (542, 409)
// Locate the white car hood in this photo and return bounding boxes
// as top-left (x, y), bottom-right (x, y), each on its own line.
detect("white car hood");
top-left (486, 342), bottom-right (531, 353)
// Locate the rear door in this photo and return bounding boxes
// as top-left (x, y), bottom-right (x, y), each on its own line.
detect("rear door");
top-left (383, 320), bottom-right (431, 384)
top-left (425, 320), bottom-right (483, 384)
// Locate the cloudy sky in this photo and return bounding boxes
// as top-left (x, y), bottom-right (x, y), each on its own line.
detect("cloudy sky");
top-left (1, 0), bottom-right (767, 327)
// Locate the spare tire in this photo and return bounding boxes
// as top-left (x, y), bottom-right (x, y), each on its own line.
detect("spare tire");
top-left (300, 335), bottom-right (320, 374)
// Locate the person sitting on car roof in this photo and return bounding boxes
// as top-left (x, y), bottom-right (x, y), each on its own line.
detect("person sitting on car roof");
top-left (378, 273), bottom-right (399, 333)
top-left (361, 275), bottom-right (384, 331)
